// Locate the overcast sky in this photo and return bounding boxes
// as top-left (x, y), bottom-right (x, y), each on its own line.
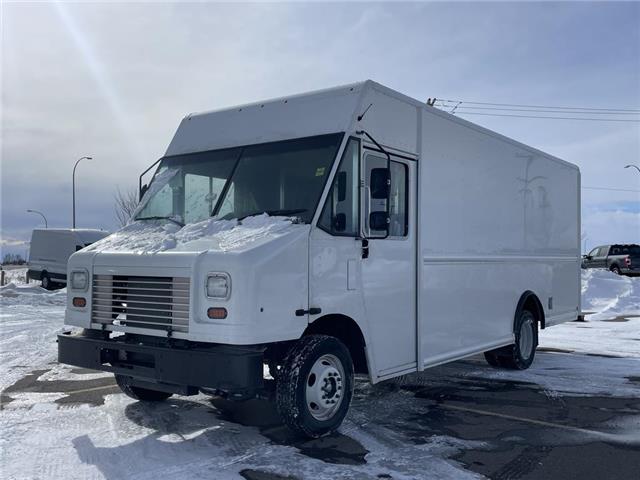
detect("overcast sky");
top-left (2, 1), bottom-right (639, 258)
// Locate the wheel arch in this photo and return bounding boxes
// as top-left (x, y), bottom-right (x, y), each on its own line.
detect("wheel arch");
top-left (303, 314), bottom-right (369, 375)
top-left (516, 291), bottom-right (546, 330)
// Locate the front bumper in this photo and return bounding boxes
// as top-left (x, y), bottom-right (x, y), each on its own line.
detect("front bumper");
top-left (58, 332), bottom-right (264, 398)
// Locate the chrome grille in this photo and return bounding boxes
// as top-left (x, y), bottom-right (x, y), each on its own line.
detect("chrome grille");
top-left (92, 275), bottom-right (190, 333)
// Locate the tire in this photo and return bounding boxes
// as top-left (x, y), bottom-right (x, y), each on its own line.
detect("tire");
top-left (41, 272), bottom-right (52, 290)
top-left (115, 374), bottom-right (173, 402)
top-left (503, 310), bottom-right (538, 370)
top-left (275, 335), bottom-right (354, 438)
top-left (483, 351), bottom-right (501, 367)
top-left (484, 310), bottom-right (538, 370)
top-left (610, 265), bottom-right (622, 275)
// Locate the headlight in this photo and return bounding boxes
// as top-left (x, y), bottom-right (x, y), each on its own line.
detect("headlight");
top-left (70, 270), bottom-right (88, 291)
top-left (206, 273), bottom-right (231, 299)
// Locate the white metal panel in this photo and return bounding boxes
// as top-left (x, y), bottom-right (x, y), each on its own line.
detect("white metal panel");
top-left (308, 227), bottom-right (374, 373)
top-left (356, 84), bottom-right (419, 155)
top-left (166, 83), bottom-right (365, 156)
top-left (418, 107), bottom-right (580, 367)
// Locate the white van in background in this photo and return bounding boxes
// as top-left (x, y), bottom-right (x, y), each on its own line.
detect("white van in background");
top-left (27, 229), bottom-right (109, 289)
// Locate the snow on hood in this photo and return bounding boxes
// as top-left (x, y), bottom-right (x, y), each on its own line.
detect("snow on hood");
top-left (84, 214), bottom-right (298, 254)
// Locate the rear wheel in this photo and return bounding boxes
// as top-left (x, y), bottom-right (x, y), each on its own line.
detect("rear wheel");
top-left (484, 310), bottom-right (538, 370)
top-left (610, 265), bottom-right (622, 275)
top-left (276, 335), bottom-right (354, 438)
top-left (115, 374), bottom-right (173, 402)
top-left (41, 272), bottom-right (52, 290)
top-left (483, 351), bottom-right (501, 367)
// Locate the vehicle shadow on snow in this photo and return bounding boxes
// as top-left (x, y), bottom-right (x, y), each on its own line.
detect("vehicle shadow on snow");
top-left (71, 396), bottom-right (368, 480)
top-left (69, 354), bottom-right (640, 480)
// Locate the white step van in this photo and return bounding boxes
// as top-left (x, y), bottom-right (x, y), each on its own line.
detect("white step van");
top-left (28, 229), bottom-right (109, 289)
top-left (58, 81), bottom-right (581, 437)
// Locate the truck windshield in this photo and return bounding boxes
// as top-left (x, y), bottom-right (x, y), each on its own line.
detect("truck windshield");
top-left (134, 133), bottom-right (343, 225)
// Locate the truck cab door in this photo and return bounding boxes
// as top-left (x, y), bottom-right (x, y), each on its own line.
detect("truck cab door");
top-left (359, 150), bottom-right (417, 378)
top-left (309, 138), bottom-right (366, 335)
top-left (593, 246), bottom-right (609, 269)
top-left (584, 247), bottom-right (599, 268)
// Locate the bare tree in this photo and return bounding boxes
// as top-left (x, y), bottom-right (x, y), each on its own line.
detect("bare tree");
top-left (114, 187), bottom-right (139, 227)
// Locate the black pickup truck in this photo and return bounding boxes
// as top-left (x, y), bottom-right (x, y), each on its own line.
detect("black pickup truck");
top-left (582, 244), bottom-right (640, 276)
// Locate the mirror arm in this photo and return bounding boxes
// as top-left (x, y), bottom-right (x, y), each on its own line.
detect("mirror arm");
top-left (356, 130), bottom-right (391, 164)
top-left (139, 158), bottom-right (162, 199)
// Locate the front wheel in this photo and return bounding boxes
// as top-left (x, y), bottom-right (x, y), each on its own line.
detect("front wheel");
top-left (115, 374), bottom-right (173, 402)
top-left (276, 335), bottom-right (354, 438)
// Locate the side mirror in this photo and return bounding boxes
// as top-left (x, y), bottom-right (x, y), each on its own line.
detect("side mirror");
top-left (337, 172), bottom-right (347, 202)
top-left (333, 213), bottom-right (346, 232)
top-left (370, 168), bottom-right (390, 200)
top-left (139, 183), bottom-right (149, 201)
top-left (369, 211), bottom-right (389, 232)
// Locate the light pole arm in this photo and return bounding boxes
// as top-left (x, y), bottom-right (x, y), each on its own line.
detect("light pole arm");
top-left (624, 164), bottom-right (640, 174)
top-left (26, 209), bottom-right (48, 228)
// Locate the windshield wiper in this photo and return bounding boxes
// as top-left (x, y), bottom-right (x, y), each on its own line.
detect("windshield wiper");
top-left (238, 208), bottom-right (308, 221)
top-left (135, 216), bottom-right (185, 227)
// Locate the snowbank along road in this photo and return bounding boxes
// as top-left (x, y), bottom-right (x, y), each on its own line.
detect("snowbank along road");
top-left (1, 269), bottom-right (639, 479)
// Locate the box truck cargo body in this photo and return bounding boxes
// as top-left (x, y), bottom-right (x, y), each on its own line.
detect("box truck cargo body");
top-left (58, 81), bottom-right (581, 437)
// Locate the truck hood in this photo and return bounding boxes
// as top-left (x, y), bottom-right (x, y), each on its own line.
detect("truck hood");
top-left (84, 214), bottom-right (300, 259)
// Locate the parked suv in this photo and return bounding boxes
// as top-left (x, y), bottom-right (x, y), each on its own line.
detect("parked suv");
top-left (581, 244), bottom-right (640, 276)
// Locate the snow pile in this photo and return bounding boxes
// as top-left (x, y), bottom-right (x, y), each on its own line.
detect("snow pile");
top-left (1, 267), bottom-right (28, 285)
top-left (85, 214), bottom-right (297, 254)
top-left (0, 282), bottom-right (66, 306)
top-left (582, 269), bottom-right (640, 320)
top-left (535, 269), bottom-right (640, 359)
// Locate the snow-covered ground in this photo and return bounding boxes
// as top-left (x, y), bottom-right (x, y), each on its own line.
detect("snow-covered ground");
top-left (1, 266), bottom-right (29, 286)
top-left (1, 269), bottom-right (638, 479)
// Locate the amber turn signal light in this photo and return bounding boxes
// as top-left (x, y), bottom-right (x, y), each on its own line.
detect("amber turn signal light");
top-left (73, 297), bottom-right (87, 308)
top-left (207, 307), bottom-right (227, 319)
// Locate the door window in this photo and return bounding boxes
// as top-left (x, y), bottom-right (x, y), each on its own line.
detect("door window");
top-left (318, 138), bottom-right (360, 236)
top-left (389, 162), bottom-right (408, 237)
top-left (363, 154), bottom-right (408, 238)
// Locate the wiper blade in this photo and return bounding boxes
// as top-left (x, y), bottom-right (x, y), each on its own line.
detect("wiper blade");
top-left (238, 209), bottom-right (307, 221)
top-left (135, 216), bottom-right (185, 227)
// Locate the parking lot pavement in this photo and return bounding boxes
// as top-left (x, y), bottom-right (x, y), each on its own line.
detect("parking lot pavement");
top-left (395, 357), bottom-right (640, 479)
top-left (2, 349), bottom-right (639, 480)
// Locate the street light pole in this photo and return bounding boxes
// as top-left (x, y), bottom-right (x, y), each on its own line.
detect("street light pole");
top-left (26, 209), bottom-right (48, 228)
top-left (624, 164), bottom-right (640, 174)
top-left (72, 156), bottom-right (93, 229)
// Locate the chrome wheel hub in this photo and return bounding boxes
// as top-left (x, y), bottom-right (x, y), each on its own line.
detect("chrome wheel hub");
top-left (305, 354), bottom-right (345, 421)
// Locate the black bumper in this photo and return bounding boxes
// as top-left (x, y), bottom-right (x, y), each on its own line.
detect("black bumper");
top-left (58, 333), bottom-right (264, 398)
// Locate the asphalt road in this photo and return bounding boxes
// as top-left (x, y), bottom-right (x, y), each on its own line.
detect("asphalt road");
top-left (2, 354), bottom-right (639, 479)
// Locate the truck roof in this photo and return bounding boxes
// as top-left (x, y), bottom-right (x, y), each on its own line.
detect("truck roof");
top-left (166, 80), bottom-right (577, 171)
